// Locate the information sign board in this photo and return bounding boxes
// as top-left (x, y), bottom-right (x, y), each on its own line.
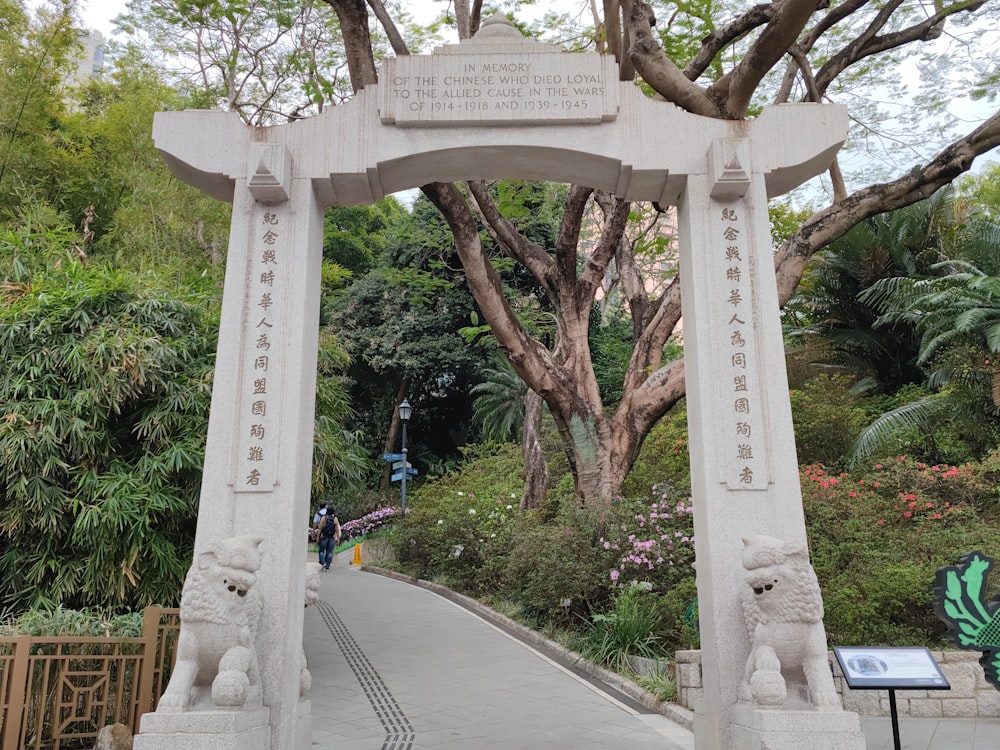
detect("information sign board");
top-left (833, 647), bottom-right (950, 690)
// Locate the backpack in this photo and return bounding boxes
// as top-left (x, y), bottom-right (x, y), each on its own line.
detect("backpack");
top-left (320, 513), bottom-right (338, 538)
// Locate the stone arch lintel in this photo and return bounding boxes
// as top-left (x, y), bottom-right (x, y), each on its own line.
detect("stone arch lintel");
top-left (152, 87), bottom-right (846, 207)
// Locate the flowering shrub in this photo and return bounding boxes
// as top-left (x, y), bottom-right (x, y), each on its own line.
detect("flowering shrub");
top-left (502, 507), bottom-right (618, 619)
top-left (601, 483), bottom-right (695, 592)
top-left (340, 506), bottom-right (400, 541)
top-left (801, 456), bottom-right (1000, 645)
top-left (393, 487), bottom-right (522, 594)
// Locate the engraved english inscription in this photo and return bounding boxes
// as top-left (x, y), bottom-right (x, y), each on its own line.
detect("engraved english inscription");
top-left (380, 55), bottom-right (618, 126)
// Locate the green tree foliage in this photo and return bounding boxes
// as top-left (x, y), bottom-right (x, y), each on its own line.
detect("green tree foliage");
top-left (786, 198), bottom-right (949, 393)
top-left (0, 260), bottom-right (216, 613)
top-left (470, 357), bottom-right (527, 443)
top-left (0, 7), bottom-right (232, 280)
top-left (311, 329), bottom-right (374, 498)
top-left (328, 259), bottom-right (483, 463)
top-left (75, 49), bottom-right (232, 274)
top-left (116, 0), bottom-right (345, 123)
top-left (326, 190), bottom-right (551, 468)
top-left (115, 0), bottom-right (444, 123)
top-left (789, 374), bottom-right (870, 468)
top-left (848, 203), bottom-right (1000, 464)
top-left (0, 1), bottom-right (81, 217)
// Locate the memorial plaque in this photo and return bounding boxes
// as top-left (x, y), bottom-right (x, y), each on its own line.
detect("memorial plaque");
top-left (380, 53), bottom-right (618, 127)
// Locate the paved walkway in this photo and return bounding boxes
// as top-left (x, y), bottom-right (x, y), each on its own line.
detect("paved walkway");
top-left (304, 555), bottom-right (1000, 750)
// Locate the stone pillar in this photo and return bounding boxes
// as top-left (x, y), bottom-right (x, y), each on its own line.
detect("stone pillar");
top-left (135, 142), bottom-right (322, 750)
top-left (678, 139), bottom-right (865, 749)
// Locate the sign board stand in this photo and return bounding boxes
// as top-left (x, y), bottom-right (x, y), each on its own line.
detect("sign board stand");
top-left (833, 647), bottom-right (951, 750)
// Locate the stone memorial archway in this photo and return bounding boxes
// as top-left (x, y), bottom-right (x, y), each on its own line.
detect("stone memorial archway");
top-left (135, 16), bottom-right (863, 750)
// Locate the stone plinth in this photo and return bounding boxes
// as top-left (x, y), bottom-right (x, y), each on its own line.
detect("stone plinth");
top-left (730, 704), bottom-right (866, 750)
top-left (133, 707), bottom-right (270, 750)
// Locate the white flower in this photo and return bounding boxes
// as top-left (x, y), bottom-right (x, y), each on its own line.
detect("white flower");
top-left (468, 508), bottom-right (476, 515)
top-left (457, 491), bottom-right (464, 496)
top-left (452, 544), bottom-right (464, 557)
top-left (506, 504), bottom-right (513, 510)
top-left (437, 519), bottom-right (444, 525)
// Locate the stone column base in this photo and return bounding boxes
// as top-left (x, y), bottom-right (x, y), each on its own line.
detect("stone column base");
top-left (296, 700), bottom-right (313, 750)
top-left (730, 704), bottom-right (867, 750)
top-left (133, 707), bottom-right (270, 750)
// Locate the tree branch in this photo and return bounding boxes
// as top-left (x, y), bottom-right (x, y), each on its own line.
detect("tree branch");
top-left (324, 0), bottom-right (378, 90)
top-left (470, 0), bottom-right (484, 36)
top-left (625, 0), bottom-right (721, 116)
top-left (467, 181), bottom-right (558, 295)
top-left (554, 185), bottom-right (594, 295)
top-left (813, 0), bottom-right (989, 97)
top-left (682, 3), bottom-right (774, 82)
top-left (713, 0), bottom-right (824, 117)
top-left (422, 182), bottom-right (560, 395)
top-left (579, 193), bottom-right (630, 310)
top-left (366, 0), bottom-right (409, 56)
top-left (774, 110), bottom-right (1000, 305)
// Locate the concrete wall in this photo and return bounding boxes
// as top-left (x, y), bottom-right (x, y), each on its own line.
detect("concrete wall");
top-left (674, 650), bottom-right (1000, 718)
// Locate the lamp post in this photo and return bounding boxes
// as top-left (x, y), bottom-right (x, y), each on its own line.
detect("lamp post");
top-left (398, 399), bottom-right (412, 515)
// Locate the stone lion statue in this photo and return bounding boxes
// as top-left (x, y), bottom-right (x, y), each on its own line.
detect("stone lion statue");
top-left (157, 535), bottom-right (265, 712)
top-left (739, 534), bottom-right (840, 708)
top-left (300, 562), bottom-right (322, 699)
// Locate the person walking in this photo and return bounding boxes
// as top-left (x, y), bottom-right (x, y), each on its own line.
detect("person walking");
top-left (313, 502), bottom-right (341, 571)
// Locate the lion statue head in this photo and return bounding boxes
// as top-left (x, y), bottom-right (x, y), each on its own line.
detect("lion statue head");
top-left (742, 534), bottom-right (824, 627)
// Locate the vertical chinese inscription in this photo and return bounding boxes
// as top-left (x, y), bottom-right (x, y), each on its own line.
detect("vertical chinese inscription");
top-left (234, 207), bottom-right (284, 492)
top-left (717, 203), bottom-right (767, 490)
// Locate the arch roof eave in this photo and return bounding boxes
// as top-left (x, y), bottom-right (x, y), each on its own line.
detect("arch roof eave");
top-left (152, 86), bottom-right (846, 207)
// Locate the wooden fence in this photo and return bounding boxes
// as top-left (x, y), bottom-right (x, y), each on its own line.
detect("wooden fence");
top-left (0, 606), bottom-right (179, 750)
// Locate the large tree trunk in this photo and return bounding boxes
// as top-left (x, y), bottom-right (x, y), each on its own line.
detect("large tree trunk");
top-left (324, 0), bottom-right (377, 90)
top-left (519, 389), bottom-right (548, 509)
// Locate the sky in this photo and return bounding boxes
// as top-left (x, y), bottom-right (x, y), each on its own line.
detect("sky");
top-left (76, 0), bottom-right (129, 36)
top-left (76, 0), bottom-right (448, 37)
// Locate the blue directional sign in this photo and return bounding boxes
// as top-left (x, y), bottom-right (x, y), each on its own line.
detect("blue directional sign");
top-left (382, 453), bottom-right (405, 461)
top-left (391, 467), bottom-right (419, 482)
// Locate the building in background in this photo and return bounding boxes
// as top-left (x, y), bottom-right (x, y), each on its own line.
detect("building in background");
top-left (70, 29), bottom-right (105, 84)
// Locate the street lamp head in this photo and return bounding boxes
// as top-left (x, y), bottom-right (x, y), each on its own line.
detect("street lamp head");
top-left (398, 399), bottom-right (412, 422)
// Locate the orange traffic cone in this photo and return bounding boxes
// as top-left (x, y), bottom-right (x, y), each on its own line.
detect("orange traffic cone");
top-left (351, 543), bottom-right (362, 566)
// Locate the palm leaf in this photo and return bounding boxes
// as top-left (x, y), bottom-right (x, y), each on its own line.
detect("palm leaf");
top-left (847, 397), bottom-right (947, 466)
